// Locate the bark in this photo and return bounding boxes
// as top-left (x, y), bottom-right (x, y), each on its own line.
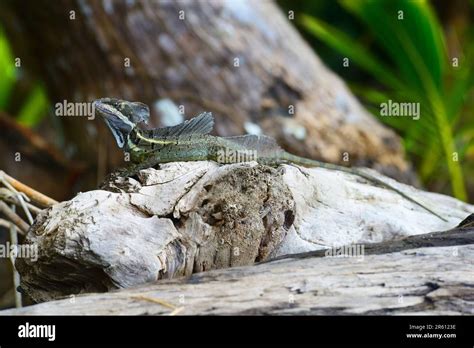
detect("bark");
top-left (0, 0), bottom-right (414, 183)
top-left (13, 161), bottom-right (474, 303)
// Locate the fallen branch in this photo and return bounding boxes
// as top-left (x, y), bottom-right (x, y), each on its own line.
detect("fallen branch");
top-left (0, 218), bottom-right (14, 229)
top-left (0, 170), bottom-right (58, 207)
top-left (0, 201), bottom-right (28, 235)
top-left (0, 188), bottom-right (41, 216)
top-left (9, 216), bottom-right (22, 308)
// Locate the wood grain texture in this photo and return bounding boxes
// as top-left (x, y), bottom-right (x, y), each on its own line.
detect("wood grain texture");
top-left (3, 243), bottom-right (473, 315)
top-left (16, 162), bottom-right (295, 302)
top-left (11, 161), bottom-right (474, 304)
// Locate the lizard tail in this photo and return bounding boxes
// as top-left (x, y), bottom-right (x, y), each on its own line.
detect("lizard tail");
top-left (280, 152), bottom-right (447, 222)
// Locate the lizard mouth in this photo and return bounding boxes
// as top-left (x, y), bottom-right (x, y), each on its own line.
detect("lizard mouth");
top-left (93, 99), bottom-right (134, 149)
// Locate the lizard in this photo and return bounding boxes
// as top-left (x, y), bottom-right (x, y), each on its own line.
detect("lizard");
top-left (93, 97), bottom-right (447, 222)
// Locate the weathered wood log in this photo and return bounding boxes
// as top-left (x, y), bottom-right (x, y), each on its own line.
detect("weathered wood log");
top-left (13, 161), bottom-right (474, 303)
top-left (0, 0), bottom-right (415, 183)
top-left (4, 242), bottom-right (474, 315)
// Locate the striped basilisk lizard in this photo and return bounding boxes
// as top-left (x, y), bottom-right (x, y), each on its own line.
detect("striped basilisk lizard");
top-left (94, 98), bottom-right (446, 222)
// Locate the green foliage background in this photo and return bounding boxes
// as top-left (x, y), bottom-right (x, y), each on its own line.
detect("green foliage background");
top-left (0, 26), bottom-right (49, 127)
top-left (280, 0), bottom-right (474, 201)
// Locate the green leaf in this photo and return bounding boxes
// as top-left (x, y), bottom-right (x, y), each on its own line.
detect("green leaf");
top-left (340, 0), bottom-right (446, 92)
top-left (299, 14), bottom-right (404, 92)
top-left (0, 26), bottom-right (17, 109)
top-left (339, 0), bottom-right (465, 199)
top-left (16, 85), bottom-right (49, 127)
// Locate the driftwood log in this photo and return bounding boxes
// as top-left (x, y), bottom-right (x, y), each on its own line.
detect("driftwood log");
top-left (9, 161), bottom-right (474, 307)
top-left (3, 240), bottom-right (474, 315)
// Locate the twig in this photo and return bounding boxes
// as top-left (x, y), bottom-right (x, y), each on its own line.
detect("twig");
top-left (168, 307), bottom-right (184, 316)
top-left (0, 189), bottom-right (41, 215)
top-left (0, 187), bottom-right (41, 216)
top-left (0, 201), bottom-right (28, 235)
top-left (0, 184), bottom-right (35, 224)
top-left (0, 174), bottom-right (30, 202)
top-left (9, 204), bottom-right (23, 308)
top-left (0, 218), bottom-right (14, 229)
top-left (0, 170), bottom-right (58, 207)
top-left (0, 188), bottom-right (35, 224)
top-left (130, 295), bottom-right (184, 315)
top-left (16, 192), bottom-right (34, 225)
top-left (130, 295), bottom-right (176, 309)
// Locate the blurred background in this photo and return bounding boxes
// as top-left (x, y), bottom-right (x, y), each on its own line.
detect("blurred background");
top-left (279, 0), bottom-right (474, 202)
top-left (0, 0), bottom-right (473, 310)
top-left (0, 0), bottom-right (472, 201)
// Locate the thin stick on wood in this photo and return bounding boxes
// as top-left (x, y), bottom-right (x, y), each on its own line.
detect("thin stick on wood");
top-left (0, 176), bottom-right (30, 202)
top-left (0, 187), bottom-right (36, 224)
top-left (0, 186), bottom-right (36, 224)
top-left (0, 191), bottom-right (42, 216)
top-left (0, 170), bottom-right (58, 207)
top-left (16, 193), bottom-right (34, 224)
top-left (130, 295), bottom-right (184, 315)
top-left (168, 307), bottom-right (184, 316)
top-left (0, 201), bottom-right (28, 235)
top-left (9, 204), bottom-right (23, 308)
top-left (0, 218), bottom-right (13, 229)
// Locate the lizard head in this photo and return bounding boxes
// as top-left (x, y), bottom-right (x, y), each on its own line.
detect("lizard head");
top-left (93, 98), bottom-right (150, 148)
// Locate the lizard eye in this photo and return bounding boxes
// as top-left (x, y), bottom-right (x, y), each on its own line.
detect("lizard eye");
top-left (130, 102), bottom-right (150, 124)
top-left (119, 102), bottom-right (150, 124)
top-left (119, 103), bottom-right (133, 115)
